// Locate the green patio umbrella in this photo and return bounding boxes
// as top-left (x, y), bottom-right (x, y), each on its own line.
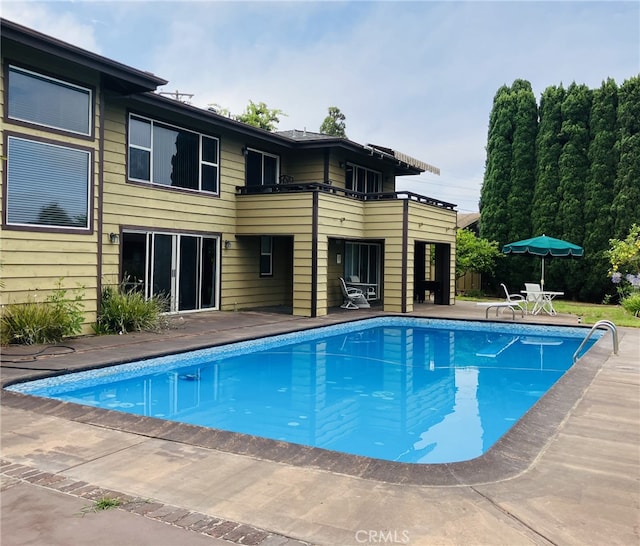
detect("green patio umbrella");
top-left (502, 234), bottom-right (584, 287)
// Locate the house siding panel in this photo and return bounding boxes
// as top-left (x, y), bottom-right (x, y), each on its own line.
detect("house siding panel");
top-left (0, 48), bottom-right (101, 328)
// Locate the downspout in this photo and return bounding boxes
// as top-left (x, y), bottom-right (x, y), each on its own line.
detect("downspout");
top-left (311, 191), bottom-right (319, 317)
top-left (96, 80), bottom-right (106, 318)
top-left (401, 199), bottom-right (409, 313)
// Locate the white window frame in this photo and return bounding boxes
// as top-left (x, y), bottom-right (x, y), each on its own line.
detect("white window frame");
top-left (127, 114), bottom-right (219, 194)
top-left (345, 163), bottom-right (382, 194)
top-left (8, 65), bottom-right (92, 136)
top-left (246, 148), bottom-right (280, 186)
top-left (121, 230), bottom-right (220, 313)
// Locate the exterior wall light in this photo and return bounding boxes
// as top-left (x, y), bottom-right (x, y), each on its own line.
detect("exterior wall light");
top-left (109, 232), bottom-right (119, 244)
top-left (224, 240), bottom-right (232, 250)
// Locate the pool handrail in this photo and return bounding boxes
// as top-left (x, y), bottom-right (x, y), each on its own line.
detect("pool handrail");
top-left (573, 320), bottom-right (618, 363)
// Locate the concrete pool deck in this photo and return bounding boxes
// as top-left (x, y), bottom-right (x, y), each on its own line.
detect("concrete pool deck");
top-left (1, 301), bottom-right (638, 545)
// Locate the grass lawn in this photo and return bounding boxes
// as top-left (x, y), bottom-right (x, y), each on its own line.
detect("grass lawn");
top-left (460, 296), bottom-right (640, 328)
top-left (552, 301), bottom-right (639, 328)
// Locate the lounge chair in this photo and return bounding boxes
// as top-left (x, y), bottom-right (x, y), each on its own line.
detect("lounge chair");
top-left (501, 283), bottom-right (527, 313)
top-left (475, 283), bottom-right (525, 319)
top-left (339, 277), bottom-right (364, 309)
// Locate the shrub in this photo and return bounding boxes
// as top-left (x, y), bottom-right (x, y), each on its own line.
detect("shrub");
top-left (94, 284), bottom-right (169, 335)
top-left (621, 293), bottom-right (640, 317)
top-left (1, 283), bottom-right (85, 345)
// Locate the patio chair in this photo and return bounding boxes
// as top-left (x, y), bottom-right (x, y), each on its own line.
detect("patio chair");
top-left (500, 283), bottom-right (527, 313)
top-left (524, 283), bottom-right (543, 313)
top-left (339, 277), bottom-right (364, 309)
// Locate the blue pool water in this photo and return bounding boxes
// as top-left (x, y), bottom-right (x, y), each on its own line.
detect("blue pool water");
top-left (8, 318), bottom-right (600, 464)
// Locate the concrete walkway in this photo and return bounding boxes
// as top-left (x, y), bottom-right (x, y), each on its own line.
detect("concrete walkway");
top-left (1, 302), bottom-right (638, 545)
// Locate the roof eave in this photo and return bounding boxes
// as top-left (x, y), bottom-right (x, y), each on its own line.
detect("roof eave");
top-left (1, 18), bottom-right (167, 93)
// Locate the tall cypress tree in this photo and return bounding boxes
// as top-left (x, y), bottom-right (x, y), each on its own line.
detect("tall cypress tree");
top-left (612, 75), bottom-right (640, 238)
top-left (532, 85), bottom-right (565, 237)
top-left (480, 85), bottom-right (515, 246)
top-left (583, 78), bottom-right (618, 301)
top-left (506, 79), bottom-right (538, 243)
top-left (553, 83), bottom-right (592, 296)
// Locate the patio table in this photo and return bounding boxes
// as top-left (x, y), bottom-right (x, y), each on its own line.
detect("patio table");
top-left (521, 289), bottom-right (564, 316)
top-left (346, 281), bottom-right (377, 301)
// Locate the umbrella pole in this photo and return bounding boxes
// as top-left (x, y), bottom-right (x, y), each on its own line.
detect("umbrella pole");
top-left (541, 257), bottom-right (545, 288)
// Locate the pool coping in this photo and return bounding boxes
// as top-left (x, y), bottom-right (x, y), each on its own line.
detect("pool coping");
top-left (0, 315), bottom-right (617, 487)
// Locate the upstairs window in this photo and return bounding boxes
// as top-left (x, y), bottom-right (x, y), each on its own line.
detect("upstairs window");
top-left (8, 66), bottom-right (92, 136)
top-left (128, 115), bottom-right (219, 193)
top-left (246, 148), bottom-right (279, 186)
top-left (6, 136), bottom-right (91, 229)
top-left (345, 164), bottom-right (382, 194)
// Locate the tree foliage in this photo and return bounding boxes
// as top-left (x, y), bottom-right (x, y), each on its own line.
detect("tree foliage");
top-left (611, 76), bottom-right (640, 238)
top-left (479, 85), bottom-right (514, 245)
top-left (481, 76), bottom-right (639, 302)
top-left (582, 78), bottom-right (618, 301)
top-left (606, 224), bottom-right (640, 276)
top-left (506, 79), bottom-right (538, 243)
top-left (319, 106), bottom-right (347, 137)
top-left (532, 85), bottom-right (565, 236)
top-left (455, 229), bottom-right (503, 280)
top-left (235, 100), bottom-right (286, 132)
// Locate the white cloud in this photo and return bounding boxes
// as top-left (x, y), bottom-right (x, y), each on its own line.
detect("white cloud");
top-left (2, 1), bottom-right (102, 53)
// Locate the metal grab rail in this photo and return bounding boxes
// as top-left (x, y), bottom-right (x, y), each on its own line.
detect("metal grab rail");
top-left (573, 320), bottom-right (619, 363)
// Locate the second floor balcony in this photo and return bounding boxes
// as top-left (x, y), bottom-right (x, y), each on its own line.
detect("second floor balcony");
top-left (236, 181), bottom-right (456, 211)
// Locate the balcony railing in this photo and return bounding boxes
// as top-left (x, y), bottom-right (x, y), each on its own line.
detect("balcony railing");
top-left (236, 181), bottom-right (456, 210)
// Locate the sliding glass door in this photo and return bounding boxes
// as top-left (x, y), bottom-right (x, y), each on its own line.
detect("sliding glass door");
top-left (122, 231), bottom-right (219, 312)
top-left (344, 242), bottom-right (380, 297)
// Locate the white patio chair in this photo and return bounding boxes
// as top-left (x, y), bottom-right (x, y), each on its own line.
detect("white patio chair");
top-left (339, 277), bottom-right (364, 309)
top-left (500, 283), bottom-right (527, 313)
top-left (524, 283), bottom-right (543, 314)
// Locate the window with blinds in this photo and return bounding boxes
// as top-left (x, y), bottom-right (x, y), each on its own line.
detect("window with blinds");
top-left (6, 136), bottom-right (91, 229)
top-left (128, 114), bottom-right (219, 193)
top-left (8, 66), bottom-right (92, 136)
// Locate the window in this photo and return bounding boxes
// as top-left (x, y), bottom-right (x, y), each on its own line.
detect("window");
top-left (128, 115), bottom-right (219, 193)
top-left (260, 236), bottom-right (273, 277)
top-left (345, 164), bottom-right (382, 194)
top-left (6, 136), bottom-right (90, 229)
top-left (8, 66), bottom-right (92, 136)
top-left (246, 148), bottom-right (279, 186)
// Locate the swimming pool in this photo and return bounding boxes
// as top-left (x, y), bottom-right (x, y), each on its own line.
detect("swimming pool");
top-left (7, 317), bottom-right (600, 464)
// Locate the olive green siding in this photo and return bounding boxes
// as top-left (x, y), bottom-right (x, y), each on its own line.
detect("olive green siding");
top-left (283, 150), bottom-right (325, 183)
top-left (223, 236), bottom-right (293, 310)
top-left (235, 190), bottom-right (456, 315)
top-left (0, 46), bottom-right (101, 331)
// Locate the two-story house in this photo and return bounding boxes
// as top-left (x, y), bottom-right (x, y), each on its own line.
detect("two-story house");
top-left (1, 19), bottom-right (457, 330)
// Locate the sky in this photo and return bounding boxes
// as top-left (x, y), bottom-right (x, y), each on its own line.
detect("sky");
top-left (3, 1), bottom-right (638, 213)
